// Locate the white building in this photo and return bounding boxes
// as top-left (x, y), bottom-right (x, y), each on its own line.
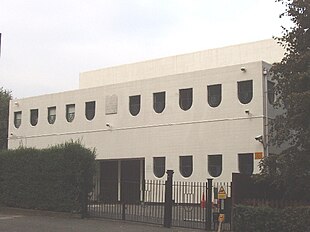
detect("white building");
top-left (8, 39), bottom-right (284, 202)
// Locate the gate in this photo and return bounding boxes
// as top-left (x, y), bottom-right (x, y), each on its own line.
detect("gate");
top-left (87, 170), bottom-right (232, 231)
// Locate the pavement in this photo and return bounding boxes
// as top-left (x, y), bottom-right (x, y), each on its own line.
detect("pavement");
top-left (0, 207), bottom-right (205, 232)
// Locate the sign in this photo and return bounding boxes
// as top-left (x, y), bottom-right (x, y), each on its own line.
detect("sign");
top-left (218, 186), bottom-right (227, 200)
top-left (255, 152), bottom-right (264, 160)
top-left (105, 95), bottom-right (118, 115)
top-left (218, 213), bottom-right (225, 222)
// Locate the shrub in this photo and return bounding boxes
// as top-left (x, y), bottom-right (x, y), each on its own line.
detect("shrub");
top-left (0, 142), bottom-right (95, 213)
top-left (233, 205), bottom-right (310, 232)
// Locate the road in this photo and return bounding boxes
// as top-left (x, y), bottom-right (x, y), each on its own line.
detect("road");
top-left (0, 207), bottom-right (205, 232)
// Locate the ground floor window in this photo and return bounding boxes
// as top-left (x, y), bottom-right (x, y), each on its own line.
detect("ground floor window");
top-left (208, 154), bottom-right (222, 177)
top-left (153, 157), bottom-right (165, 178)
top-left (179, 155), bottom-right (193, 178)
top-left (238, 153), bottom-right (254, 175)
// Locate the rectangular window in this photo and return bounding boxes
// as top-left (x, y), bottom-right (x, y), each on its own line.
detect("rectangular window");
top-left (66, 104), bottom-right (75, 122)
top-left (48, 106), bottom-right (56, 124)
top-left (238, 153), bottom-right (254, 175)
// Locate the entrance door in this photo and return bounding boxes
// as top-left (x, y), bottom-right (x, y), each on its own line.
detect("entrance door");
top-left (100, 160), bottom-right (118, 203)
top-left (121, 159), bottom-right (143, 203)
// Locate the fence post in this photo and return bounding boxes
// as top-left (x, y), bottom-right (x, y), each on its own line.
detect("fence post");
top-left (164, 170), bottom-right (174, 228)
top-left (206, 178), bottom-right (213, 231)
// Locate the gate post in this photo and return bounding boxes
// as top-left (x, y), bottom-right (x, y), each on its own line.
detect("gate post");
top-left (206, 178), bottom-right (213, 230)
top-left (164, 170), bottom-right (174, 228)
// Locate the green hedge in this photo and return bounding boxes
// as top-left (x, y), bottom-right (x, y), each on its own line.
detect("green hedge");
top-left (233, 205), bottom-right (310, 232)
top-left (0, 142), bottom-right (95, 213)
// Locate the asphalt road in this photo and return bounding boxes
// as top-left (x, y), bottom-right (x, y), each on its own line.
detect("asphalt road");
top-left (0, 207), bottom-right (205, 232)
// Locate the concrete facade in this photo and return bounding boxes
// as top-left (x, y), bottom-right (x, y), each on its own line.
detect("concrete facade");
top-left (8, 39), bottom-right (283, 184)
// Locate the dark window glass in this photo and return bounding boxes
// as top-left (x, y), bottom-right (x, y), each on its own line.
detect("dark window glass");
top-left (66, 104), bottom-right (75, 122)
top-left (179, 88), bottom-right (193, 111)
top-left (48, 106), bottom-right (56, 124)
top-left (208, 84), bottom-right (222, 107)
top-left (129, 95), bottom-right (141, 116)
top-left (238, 153), bottom-right (254, 175)
top-left (238, 80), bottom-right (253, 104)
top-left (153, 92), bottom-right (165, 113)
top-left (267, 81), bottom-right (275, 104)
top-left (208, 155), bottom-right (222, 177)
top-left (30, 109), bottom-right (38, 126)
top-left (85, 101), bottom-right (96, 120)
top-left (14, 111), bottom-right (22, 128)
top-left (180, 155), bottom-right (193, 177)
top-left (153, 157), bottom-right (165, 178)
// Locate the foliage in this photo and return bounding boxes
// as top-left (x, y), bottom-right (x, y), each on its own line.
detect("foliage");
top-left (0, 142), bottom-right (96, 213)
top-left (258, 0), bottom-right (310, 199)
top-left (0, 87), bottom-right (12, 150)
top-left (233, 205), bottom-right (310, 232)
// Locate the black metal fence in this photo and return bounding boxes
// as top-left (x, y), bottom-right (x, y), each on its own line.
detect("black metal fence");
top-left (87, 171), bottom-right (232, 231)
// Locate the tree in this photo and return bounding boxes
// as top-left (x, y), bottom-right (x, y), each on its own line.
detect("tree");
top-left (0, 87), bottom-right (12, 150)
top-left (259, 0), bottom-right (310, 200)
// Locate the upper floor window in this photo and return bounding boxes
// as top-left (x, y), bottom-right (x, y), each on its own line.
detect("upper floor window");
top-left (153, 157), bottom-right (166, 178)
top-left (238, 80), bottom-right (253, 104)
top-left (66, 104), bottom-right (75, 122)
top-left (14, 111), bottom-right (22, 128)
top-left (48, 106), bottom-right (56, 124)
top-left (208, 84), bottom-right (222, 107)
top-left (238, 153), bottom-right (254, 175)
top-left (267, 81), bottom-right (275, 104)
top-left (208, 154), bottom-right (222, 177)
top-left (30, 109), bottom-right (39, 126)
top-left (129, 95), bottom-right (141, 116)
top-left (85, 101), bottom-right (96, 121)
top-left (153, 91), bottom-right (166, 113)
top-left (179, 88), bottom-right (193, 111)
top-left (179, 155), bottom-right (193, 178)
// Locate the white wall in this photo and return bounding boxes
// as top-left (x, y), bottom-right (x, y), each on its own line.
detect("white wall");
top-left (9, 61), bottom-right (268, 182)
top-left (79, 39), bottom-right (284, 89)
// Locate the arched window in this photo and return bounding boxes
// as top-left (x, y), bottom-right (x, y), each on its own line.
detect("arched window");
top-left (66, 104), bottom-right (75, 122)
top-left (179, 88), bottom-right (193, 111)
top-left (85, 101), bottom-right (96, 120)
top-left (153, 157), bottom-right (165, 178)
top-left (267, 81), bottom-right (275, 104)
top-left (238, 80), bottom-right (253, 104)
top-left (30, 109), bottom-right (38, 126)
top-left (208, 84), bottom-right (222, 107)
top-left (208, 155), bottom-right (222, 177)
top-left (238, 153), bottom-right (254, 175)
top-left (179, 155), bottom-right (193, 178)
top-left (129, 95), bottom-right (141, 116)
top-left (153, 91), bottom-right (165, 113)
top-left (14, 111), bottom-right (22, 128)
top-left (48, 106), bottom-right (56, 124)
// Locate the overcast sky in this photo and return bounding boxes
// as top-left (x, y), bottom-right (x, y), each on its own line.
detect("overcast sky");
top-left (0, 0), bottom-right (289, 99)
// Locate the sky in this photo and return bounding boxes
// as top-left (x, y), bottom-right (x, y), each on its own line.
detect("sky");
top-left (0, 0), bottom-right (290, 99)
